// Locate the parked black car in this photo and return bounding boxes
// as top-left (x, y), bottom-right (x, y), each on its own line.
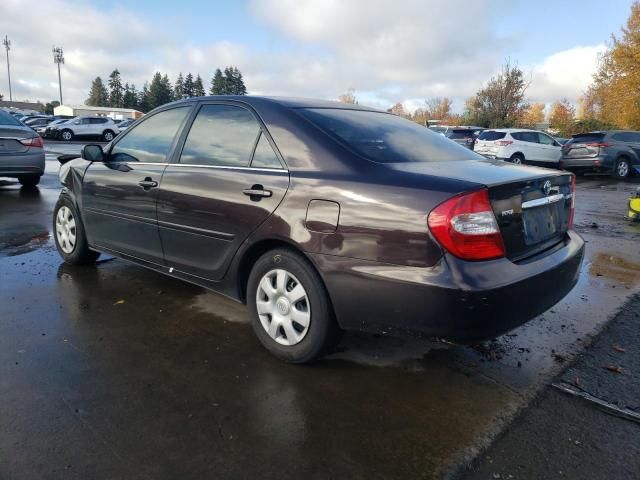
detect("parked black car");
top-left (560, 130), bottom-right (640, 179)
top-left (53, 96), bottom-right (584, 363)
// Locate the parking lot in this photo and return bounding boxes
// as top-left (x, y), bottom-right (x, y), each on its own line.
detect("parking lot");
top-left (1, 140), bottom-right (639, 479)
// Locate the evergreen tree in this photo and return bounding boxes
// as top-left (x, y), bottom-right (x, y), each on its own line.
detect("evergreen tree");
top-left (122, 83), bottom-right (138, 109)
top-left (193, 74), bottom-right (206, 97)
top-left (183, 73), bottom-right (195, 98)
top-left (138, 82), bottom-right (151, 113)
top-left (86, 77), bottom-right (109, 106)
top-left (108, 69), bottom-right (124, 107)
top-left (222, 66), bottom-right (247, 95)
top-left (174, 73), bottom-right (184, 99)
top-left (148, 72), bottom-right (175, 109)
top-left (210, 68), bottom-right (225, 95)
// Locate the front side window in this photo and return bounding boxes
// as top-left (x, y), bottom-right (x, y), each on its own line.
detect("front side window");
top-left (109, 107), bottom-right (190, 163)
top-left (299, 108), bottom-right (478, 163)
top-left (251, 133), bottom-right (282, 169)
top-left (538, 133), bottom-right (556, 145)
top-left (180, 104), bottom-right (261, 167)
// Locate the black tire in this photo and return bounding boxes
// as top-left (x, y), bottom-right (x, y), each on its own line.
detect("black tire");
top-left (102, 130), bottom-right (115, 142)
top-left (612, 157), bottom-right (631, 179)
top-left (510, 153), bottom-right (525, 165)
top-left (247, 248), bottom-right (341, 363)
top-left (53, 195), bottom-right (100, 265)
top-left (18, 174), bottom-right (41, 187)
top-left (60, 129), bottom-right (73, 141)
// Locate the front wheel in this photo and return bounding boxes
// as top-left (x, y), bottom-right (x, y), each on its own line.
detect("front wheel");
top-left (613, 158), bottom-right (630, 179)
top-left (60, 129), bottom-right (73, 141)
top-left (247, 249), bottom-right (341, 363)
top-left (53, 196), bottom-right (100, 265)
top-left (102, 130), bottom-right (115, 142)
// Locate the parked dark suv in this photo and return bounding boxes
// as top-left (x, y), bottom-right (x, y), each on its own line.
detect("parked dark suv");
top-left (53, 96), bottom-right (584, 363)
top-left (445, 127), bottom-right (484, 150)
top-left (560, 131), bottom-right (640, 179)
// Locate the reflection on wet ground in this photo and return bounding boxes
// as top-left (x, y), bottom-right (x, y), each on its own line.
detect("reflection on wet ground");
top-left (0, 167), bottom-right (639, 478)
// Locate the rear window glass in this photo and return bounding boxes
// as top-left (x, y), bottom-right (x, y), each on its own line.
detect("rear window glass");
top-left (298, 109), bottom-right (478, 163)
top-left (569, 133), bottom-right (606, 144)
top-left (0, 110), bottom-right (22, 126)
top-left (447, 129), bottom-right (474, 139)
top-left (478, 130), bottom-right (506, 141)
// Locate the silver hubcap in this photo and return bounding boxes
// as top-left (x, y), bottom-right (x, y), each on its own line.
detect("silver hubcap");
top-left (105, 132), bottom-right (113, 140)
top-left (618, 161), bottom-right (629, 177)
top-left (62, 131), bottom-right (71, 140)
top-left (512, 157), bottom-right (522, 164)
top-left (55, 206), bottom-right (77, 254)
top-left (256, 269), bottom-right (311, 346)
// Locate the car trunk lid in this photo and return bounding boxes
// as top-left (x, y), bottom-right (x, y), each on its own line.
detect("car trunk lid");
top-left (562, 132), bottom-right (606, 159)
top-left (389, 159), bottom-right (574, 262)
top-left (0, 126), bottom-right (32, 154)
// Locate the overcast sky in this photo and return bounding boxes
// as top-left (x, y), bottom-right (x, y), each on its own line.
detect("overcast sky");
top-left (0, 0), bottom-right (634, 111)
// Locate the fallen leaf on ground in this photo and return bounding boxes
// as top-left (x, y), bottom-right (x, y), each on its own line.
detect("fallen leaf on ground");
top-left (574, 377), bottom-right (581, 387)
top-left (613, 345), bottom-right (626, 353)
top-left (113, 299), bottom-right (125, 305)
top-left (604, 365), bottom-right (623, 374)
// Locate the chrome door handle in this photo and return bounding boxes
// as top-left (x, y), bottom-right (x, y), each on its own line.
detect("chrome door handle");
top-left (138, 178), bottom-right (158, 189)
top-left (243, 185), bottom-right (272, 199)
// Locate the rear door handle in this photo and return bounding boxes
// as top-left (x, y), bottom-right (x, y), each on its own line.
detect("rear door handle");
top-left (138, 177), bottom-right (158, 190)
top-left (243, 185), bottom-right (272, 200)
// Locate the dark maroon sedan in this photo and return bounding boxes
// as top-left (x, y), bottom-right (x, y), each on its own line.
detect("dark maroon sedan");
top-left (54, 97), bottom-right (584, 362)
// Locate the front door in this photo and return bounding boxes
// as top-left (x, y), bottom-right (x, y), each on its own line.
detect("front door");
top-left (537, 132), bottom-right (562, 164)
top-left (157, 103), bottom-right (289, 281)
top-left (81, 105), bottom-right (192, 264)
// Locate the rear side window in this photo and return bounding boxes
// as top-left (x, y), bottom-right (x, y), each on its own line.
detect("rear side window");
top-left (448, 129), bottom-right (474, 139)
top-left (478, 130), bottom-right (506, 141)
top-left (180, 104), bottom-right (260, 167)
top-left (298, 108), bottom-right (477, 163)
top-left (110, 106), bottom-right (190, 163)
top-left (251, 133), bottom-right (282, 169)
top-left (611, 132), bottom-right (640, 142)
top-left (512, 132), bottom-right (539, 143)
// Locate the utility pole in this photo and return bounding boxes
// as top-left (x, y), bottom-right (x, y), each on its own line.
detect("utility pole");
top-left (52, 46), bottom-right (64, 105)
top-left (2, 35), bottom-right (11, 102)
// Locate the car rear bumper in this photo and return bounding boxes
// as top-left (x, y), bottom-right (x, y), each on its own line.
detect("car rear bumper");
top-left (0, 150), bottom-right (45, 177)
top-left (311, 230), bottom-right (585, 342)
top-left (560, 155), bottom-right (608, 171)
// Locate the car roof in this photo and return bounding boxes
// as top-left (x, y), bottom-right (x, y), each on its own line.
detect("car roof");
top-left (484, 128), bottom-right (541, 133)
top-left (167, 95), bottom-right (386, 113)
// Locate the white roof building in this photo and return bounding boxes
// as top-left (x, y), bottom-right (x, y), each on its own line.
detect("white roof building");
top-left (53, 105), bottom-right (143, 120)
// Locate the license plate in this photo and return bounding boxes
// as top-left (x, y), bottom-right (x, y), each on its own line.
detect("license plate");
top-left (522, 202), bottom-right (567, 245)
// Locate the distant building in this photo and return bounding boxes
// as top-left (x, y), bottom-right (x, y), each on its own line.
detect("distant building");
top-left (53, 105), bottom-right (143, 120)
top-left (0, 100), bottom-right (44, 114)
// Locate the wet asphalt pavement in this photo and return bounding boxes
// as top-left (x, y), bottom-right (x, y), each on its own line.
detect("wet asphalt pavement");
top-left (1, 142), bottom-right (639, 479)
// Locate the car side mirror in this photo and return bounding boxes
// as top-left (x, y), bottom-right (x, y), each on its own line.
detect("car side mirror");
top-left (81, 144), bottom-right (105, 162)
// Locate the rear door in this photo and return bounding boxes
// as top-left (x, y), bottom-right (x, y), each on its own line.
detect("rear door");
top-left (157, 102), bottom-right (289, 281)
top-left (81, 105), bottom-right (192, 263)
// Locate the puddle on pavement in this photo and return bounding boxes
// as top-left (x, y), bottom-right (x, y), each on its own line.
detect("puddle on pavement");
top-left (0, 231), bottom-right (52, 257)
top-left (589, 252), bottom-right (640, 286)
top-left (190, 292), bottom-right (249, 323)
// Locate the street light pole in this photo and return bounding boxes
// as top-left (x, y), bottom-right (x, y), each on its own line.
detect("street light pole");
top-left (52, 46), bottom-right (64, 105)
top-left (2, 35), bottom-right (12, 102)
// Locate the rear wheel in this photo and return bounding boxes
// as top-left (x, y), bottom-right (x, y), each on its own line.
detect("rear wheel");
top-left (247, 248), bottom-right (340, 363)
top-left (102, 130), bottom-right (115, 142)
top-left (510, 153), bottom-right (525, 165)
top-left (613, 157), bottom-right (630, 179)
top-left (18, 175), bottom-right (41, 187)
top-left (53, 196), bottom-right (100, 265)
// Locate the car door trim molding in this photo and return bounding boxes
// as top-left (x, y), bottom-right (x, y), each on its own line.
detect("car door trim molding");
top-left (85, 207), bottom-right (157, 226)
top-left (167, 163), bottom-right (288, 173)
top-left (157, 219), bottom-right (235, 241)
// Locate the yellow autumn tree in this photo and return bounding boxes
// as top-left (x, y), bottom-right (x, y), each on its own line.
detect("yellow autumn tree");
top-left (548, 99), bottom-right (576, 137)
top-left (520, 102), bottom-right (545, 127)
top-left (583, 1), bottom-right (640, 128)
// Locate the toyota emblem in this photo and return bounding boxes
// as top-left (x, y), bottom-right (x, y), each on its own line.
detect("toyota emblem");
top-left (542, 180), bottom-right (552, 196)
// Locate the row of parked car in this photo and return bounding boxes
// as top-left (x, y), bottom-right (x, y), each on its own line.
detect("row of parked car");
top-left (431, 125), bottom-right (639, 179)
top-left (2, 110), bottom-right (135, 141)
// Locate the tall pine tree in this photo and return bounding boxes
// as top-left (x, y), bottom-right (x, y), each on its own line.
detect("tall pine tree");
top-left (138, 82), bottom-right (151, 112)
top-left (122, 83), bottom-right (138, 109)
top-left (210, 68), bottom-right (225, 95)
top-left (183, 73), bottom-right (195, 98)
top-left (86, 77), bottom-right (109, 106)
top-left (193, 75), bottom-right (206, 97)
top-left (108, 69), bottom-right (124, 107)
top-left (174, 73), bottom-right (184, 100)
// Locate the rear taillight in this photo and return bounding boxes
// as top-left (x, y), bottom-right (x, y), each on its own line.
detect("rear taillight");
top-left (495, 140), bottom-right (513, 146)
top-left (585, 142), bottom-right (611, 148)
top-left (427, 189), bottom-right (505, 261)
top-left (20, 137), bottom-right (44, 148)
top-left (568, 174), bottom-right (576, 228)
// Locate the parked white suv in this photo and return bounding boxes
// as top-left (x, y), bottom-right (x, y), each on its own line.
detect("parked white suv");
top-left (55, 116), bottom-right (120, 142)
top-left (474, 129), bottom-right (563, 167)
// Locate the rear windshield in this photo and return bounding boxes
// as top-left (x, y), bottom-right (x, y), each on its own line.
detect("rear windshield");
top-left (0, 110), bottom-right (23, 126)
top-left (569, 133), bottom-right (606, 144)
top-left (478, 130), bottom-right (506, 141)
top-left (447, 129), bottom-right (475, 139)
top-left (298, 108), bottom-right (478, 163)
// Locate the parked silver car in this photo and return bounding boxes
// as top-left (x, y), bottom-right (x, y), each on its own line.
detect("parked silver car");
top-left (0, 110), bottom-right (45, 187)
